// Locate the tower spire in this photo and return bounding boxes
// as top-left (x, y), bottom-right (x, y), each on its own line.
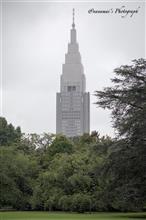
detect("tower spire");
top-left (72, 8), bottom-right (75, 29)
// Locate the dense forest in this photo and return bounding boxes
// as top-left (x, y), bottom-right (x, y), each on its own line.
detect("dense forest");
top-left (0, 59), bottom-right (146, 212)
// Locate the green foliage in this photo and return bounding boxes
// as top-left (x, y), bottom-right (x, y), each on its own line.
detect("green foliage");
top-left (30, 135), bottom-right (113, 212)
top-left (47, 135), bottom-right (74, 156)
top-left (95, 58), bottom-right (146, 211)
top-left (70, 193), bottom-right (92, 212)
top-left (99, 140), bottom-right (146, 211)
top-left (95, 58), bottom-right (146, 140)
top-left (0, 146), bottom-right (38, 210)
top-left (0, 117), bottom-right (21, 146)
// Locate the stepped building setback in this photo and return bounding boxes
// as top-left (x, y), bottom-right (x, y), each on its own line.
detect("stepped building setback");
top-left (56, 9), bottom-right (90, 137)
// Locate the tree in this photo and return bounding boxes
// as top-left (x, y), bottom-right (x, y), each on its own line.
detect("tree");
top-left (47, 135), bottom-right (74, 157)
top-left (95, 58), bottom-right (146, 141)
top-left (0, 146), bottom-right (38, 210)
top-left (71, 193), bottom-right (93, 213)
top-left (0, 117), bottom-right (21, 146)
top-left (95, 58), bottom-right (146, 211)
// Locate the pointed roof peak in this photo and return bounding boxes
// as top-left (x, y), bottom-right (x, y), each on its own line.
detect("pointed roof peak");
top-left (72, 8), bottom-right (75, 29)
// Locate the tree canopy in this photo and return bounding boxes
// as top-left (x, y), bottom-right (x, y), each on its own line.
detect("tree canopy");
top-left (0, 117), bottom-right (21, 146)
top-left (95, 58), bottom-right (146, 211)
top-left (95, 58), bottom-right (146, 142)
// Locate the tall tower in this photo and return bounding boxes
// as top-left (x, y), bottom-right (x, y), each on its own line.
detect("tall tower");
top-left (56, 9), bottom-right (90, 137)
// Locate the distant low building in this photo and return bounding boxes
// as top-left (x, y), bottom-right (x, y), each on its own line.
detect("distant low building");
top-left (56, 9), bottom-right (90, 137)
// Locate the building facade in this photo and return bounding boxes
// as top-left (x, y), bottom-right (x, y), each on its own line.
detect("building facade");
top-left (56, 10), bottom-right (90, 137)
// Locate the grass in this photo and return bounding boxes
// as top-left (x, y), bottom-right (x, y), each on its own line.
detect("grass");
top-left (0, 211), bottom-right (146, 220)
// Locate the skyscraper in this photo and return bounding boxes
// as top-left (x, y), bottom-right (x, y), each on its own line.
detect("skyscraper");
top-left (56, 9), bottom-right (90, 137)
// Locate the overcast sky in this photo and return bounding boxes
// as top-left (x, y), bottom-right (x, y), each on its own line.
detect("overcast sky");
top-left (0, 0), bottom-right (145, 136)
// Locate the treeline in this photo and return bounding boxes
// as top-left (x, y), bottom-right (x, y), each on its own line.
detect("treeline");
top-left (0, 58), bottom-right (146, 212)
